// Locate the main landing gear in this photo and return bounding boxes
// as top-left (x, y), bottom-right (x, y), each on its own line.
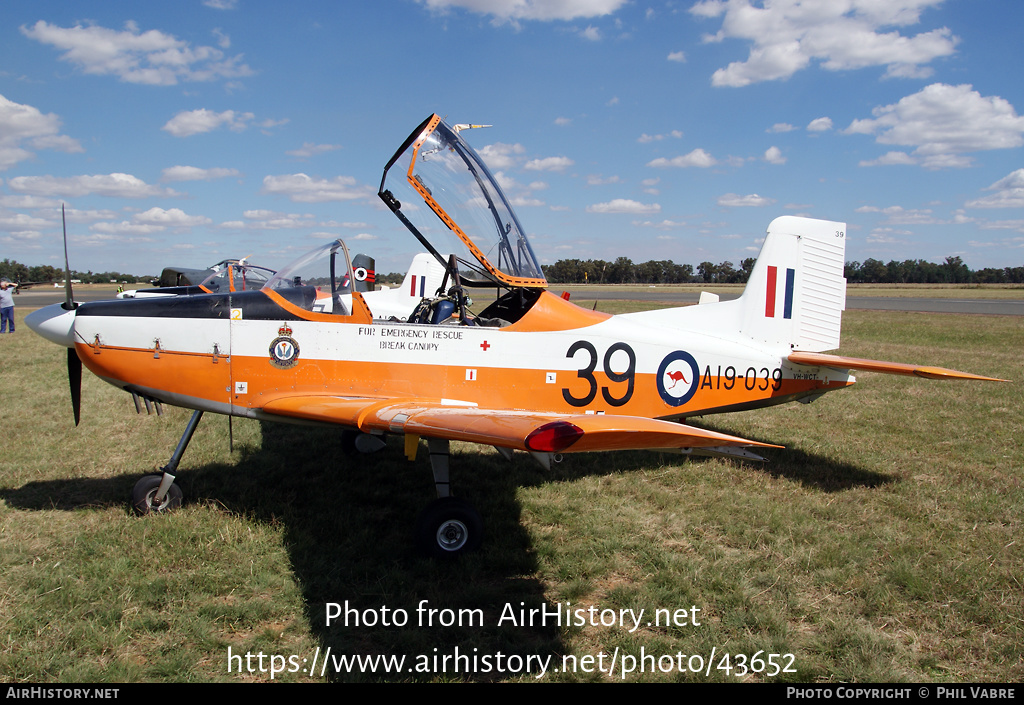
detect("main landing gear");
top-left (132, 409), bottom-right (202, 515)
top-left (131, 412), bottom-right (483, 558)
top-left (415, 438), bottom-right (483, 558)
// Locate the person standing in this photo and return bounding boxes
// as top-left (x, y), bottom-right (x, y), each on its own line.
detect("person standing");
top-left (0, 278), bottom-right (15, 333)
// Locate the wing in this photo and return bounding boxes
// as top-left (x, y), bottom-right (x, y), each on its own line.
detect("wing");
top-left (259, 396), bottom-right (780, 453)
top-left (788, 351), bottom-right (1007, 381)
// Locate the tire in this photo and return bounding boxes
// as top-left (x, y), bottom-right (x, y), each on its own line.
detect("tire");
top-left (132, 474), bottom-right (183, 515)
top-left (415, 497), bottom-right (483, 558)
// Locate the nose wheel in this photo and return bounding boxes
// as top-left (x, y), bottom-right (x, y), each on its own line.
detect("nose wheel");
top-left (131, 409), bottom-right (202, 516)
top-left (132, 474), bottom-right (183, 514)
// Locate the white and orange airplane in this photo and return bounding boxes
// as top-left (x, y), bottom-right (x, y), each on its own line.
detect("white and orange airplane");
top-left (27, 115), bottom-right (1003, 557)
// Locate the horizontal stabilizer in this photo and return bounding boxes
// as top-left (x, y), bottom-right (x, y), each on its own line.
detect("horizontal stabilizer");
top-left (260, 396), bottom-right (781, 453)
top-left (788, 351), bottom-right (1007, 381)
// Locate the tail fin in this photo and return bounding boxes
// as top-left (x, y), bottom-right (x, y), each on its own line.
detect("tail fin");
top-left (737, 216), bottom-right (847, 352)
top-left (360, 253), bottom-right (448, 320)
top-left (399, 253), bottom-right (448, 298)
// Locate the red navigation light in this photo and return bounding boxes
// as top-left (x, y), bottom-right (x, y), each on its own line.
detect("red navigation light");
top-left (525, 421), bottom-right (584, 452)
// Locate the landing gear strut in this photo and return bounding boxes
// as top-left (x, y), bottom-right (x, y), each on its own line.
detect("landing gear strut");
top-left (132, 409), bottom-right (203, 515)
top-left (415, 438), bottom-right (482, 558)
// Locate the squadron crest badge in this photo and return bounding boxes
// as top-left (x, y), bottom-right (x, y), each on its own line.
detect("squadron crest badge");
top-left (269, 323), bottom-right (300, 369)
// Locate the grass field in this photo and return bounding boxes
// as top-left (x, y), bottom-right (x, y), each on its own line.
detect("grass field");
top-left (0, 304), bottom-right (1020, 683)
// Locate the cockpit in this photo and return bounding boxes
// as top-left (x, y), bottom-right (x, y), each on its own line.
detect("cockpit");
top-left (261, 115), bottom-right (553, 327)
top-left (263, 239), bottom-right (359, 315)
top-left (199, 261), bottom-right (275, 294)
top-left (378, 114), bottom-right (549, 325)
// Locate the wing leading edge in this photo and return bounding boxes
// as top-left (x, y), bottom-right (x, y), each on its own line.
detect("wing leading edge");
top-left (259, 396), bottom-right (780, 453)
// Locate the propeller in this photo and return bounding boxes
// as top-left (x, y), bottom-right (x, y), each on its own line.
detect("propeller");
top-left (61, 204), bottom-right (82, 426)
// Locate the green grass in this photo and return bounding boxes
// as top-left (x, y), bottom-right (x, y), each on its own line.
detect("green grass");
top-left (0, 306), bottom-right (1021, 682)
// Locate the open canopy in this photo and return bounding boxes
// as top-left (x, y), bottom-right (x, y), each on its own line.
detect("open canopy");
top-left (379, 114), bottom-right (547, 289)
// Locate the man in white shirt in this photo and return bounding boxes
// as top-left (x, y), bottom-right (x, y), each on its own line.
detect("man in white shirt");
top-left (0, 278), bottom-right (16, 333)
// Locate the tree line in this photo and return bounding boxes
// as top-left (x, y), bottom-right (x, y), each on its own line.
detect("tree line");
top-left (0, 259), bottom-right (151, 285)
top-left (541, 255), bottom-right (1024, 285)
top-left (5, 254), bottom-right (1022, 288)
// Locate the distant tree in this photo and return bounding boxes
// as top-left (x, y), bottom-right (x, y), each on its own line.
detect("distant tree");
top-left (860, 258), bottom-right (888, 283)
top-left (697, 261), bottom-right (716, 283)
top-left (739, 257), bottom-right (756, 283)
top-left (941, 256), bottom-right (970, 284)
top-left (716, 261), bottom-right (738, 283)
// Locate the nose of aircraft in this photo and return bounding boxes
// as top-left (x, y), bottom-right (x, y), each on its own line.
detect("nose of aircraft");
top-left (25, 302), bottom-right (78, 348)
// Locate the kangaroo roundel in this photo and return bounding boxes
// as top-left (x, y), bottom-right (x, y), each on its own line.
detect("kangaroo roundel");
top-left (657, 351), bottom-right (700, 407)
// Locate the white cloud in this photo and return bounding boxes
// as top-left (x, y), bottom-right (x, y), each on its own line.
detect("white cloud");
top-left (8, 173), bottom-right (177, 199)
top-left (162, 109), bottom-right (255, 137)
top-left (638, 130), bottom-right (683, 143)
top-left (647, 148), bottom-right (717, 168)
top-left (161, 166), bottom-right (240, 182)
top-left (966, 169), bottom-right (1024, 209)
top-left (92, 207), bottom-right (212, 235)
top-left (0, 212), bottom-right (54, 231)
top-left (554, 117), bottom-right (572, 126)
top-left (478, 142), bottom-right (526, 170)
top-left (866, 228), bottom-right (909, 244)
top-left (768, 123), bottom-right (796, 133)
top-left (417, 0), bottom-right (628, 22)
top-left (0, 94), bottom-right (83, 170)
top-left (493, 171), bottom-right (547, 207)
top-left (634, 219), bottom-right (686, 229)
top-left (690, 0), bottom-right (957, 87)
top-left (258, 118), bottom-right (289, 132)
top-left (286, 142), bottom-right (343, 158)
top-left (807, 117), bottom-right (833, 132)
top-left (845, 84), bottom-right (1024, 169)
top-left (667, 51), bottom-right (686, 62)
top-left (236, 209), bottom-right (318, 229)
top-left (858, 151), bottom-right (916, 167)
top-left (212, 28), bottom-right (231, 49)
top-left (717, 193), bottom-right (775, 207)
top-left (509, 196), bottom-right (545, 207)
top-left (261, 174), bottom-right (373, 203)
top-left (134, 208), bottom-right (211, 227)
top-left (580, 26), bottom-right (601, 41)
top-left (21, 20), bottom-right (254, 86)
top-left (524, 156), bottom-right (574, 171)
top-left (859, 205), bottom-right (939, 224)
top-left (586, 174), bottom-right (621, 185)
top-left (763, 146), bottom-right (786, 164)
top-left (586, 198), bottom-right (660, 214)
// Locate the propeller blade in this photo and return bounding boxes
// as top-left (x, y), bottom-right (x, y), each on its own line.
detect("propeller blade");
top-left (61, 204), bottom-right (81, 425)
top-left (61, 204), bottom-right (77, 312)
top-left (68, 347), bottom-right (82, 426)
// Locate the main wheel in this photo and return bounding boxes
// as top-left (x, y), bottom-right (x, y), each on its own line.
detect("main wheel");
top-left (415, 497), bottom-right (483, 558)
top-left (132, 474), bottom-right (183, 515)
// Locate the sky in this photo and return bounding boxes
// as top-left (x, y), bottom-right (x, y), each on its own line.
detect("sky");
top-left (1, 0), bottom-right (1023, 277)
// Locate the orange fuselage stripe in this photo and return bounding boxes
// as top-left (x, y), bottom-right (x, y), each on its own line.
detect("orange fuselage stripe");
top-left (78, 341), bottom-right (847, 419)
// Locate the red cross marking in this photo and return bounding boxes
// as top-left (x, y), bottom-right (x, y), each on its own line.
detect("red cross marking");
top-left (480, 340), bottom-right (491, 351)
